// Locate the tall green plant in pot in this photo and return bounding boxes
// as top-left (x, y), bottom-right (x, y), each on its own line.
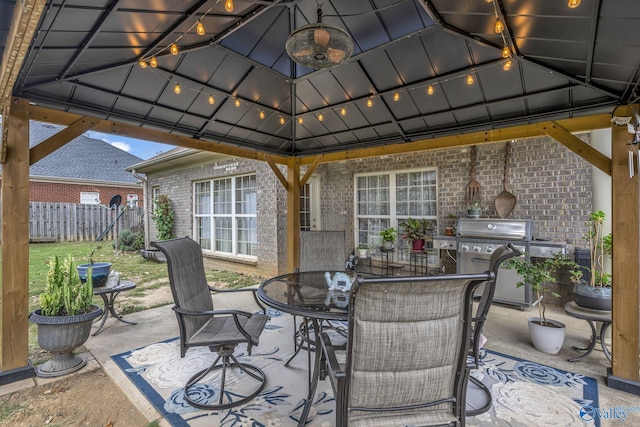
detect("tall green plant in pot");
top-left (152, 194), bottom-right (176, 241)
top-left (574, 210), bottom-right (613, 310)
top-left (29, 255), bottom-right (103, 377)
top-left (506, 253), bottom-right (579, 354)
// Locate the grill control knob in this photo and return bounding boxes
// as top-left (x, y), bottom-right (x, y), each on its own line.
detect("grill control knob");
top-left (473, 246), bottom-right (481, 252)
top-left (440, 242), bottom-right (449, 249)
top-left (485, 247), bottom-right (494, 253)
top-left (460, 244), bottom-right (469, 251)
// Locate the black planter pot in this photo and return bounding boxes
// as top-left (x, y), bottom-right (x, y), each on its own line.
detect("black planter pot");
top-left (574, 283), bottom-right (612, 311)
top-left (29, 305), bottom-right (103, 377)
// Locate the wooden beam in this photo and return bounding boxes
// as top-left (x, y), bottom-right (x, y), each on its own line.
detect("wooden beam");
top-left (29, 116), bottom-right (98, 165)
top-left (264, 154), bottom-right (289, 191)
top-left (540, 121), bottom-right (612, 175)
top-left (24, 100), bottom-right (290, 165)
top-left (0, 1), bottom-right (46, 106)
top-left (300, 155), bottom-right (322, 188)
top-left (610, 104), bottom-right (640, 384)
top-left (286, 159), bottom-right (301, 272)
top-left (299, 114), bottom-right (612, 165)
top-left (1, 98), bottom-right (31, 373)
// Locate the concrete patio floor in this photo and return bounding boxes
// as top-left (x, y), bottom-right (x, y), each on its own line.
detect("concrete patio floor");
top-left (4, 290), bottom-right (640, 426)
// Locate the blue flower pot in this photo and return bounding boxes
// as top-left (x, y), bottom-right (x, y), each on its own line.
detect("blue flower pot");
top-left (76, 262), bottom-right (112, 287)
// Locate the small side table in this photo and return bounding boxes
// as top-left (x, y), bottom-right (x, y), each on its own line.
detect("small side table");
top-left (564, 301), bottom-right (611, 362)
top-left (409, 251), bottom-right (427, 275)
top-left (92, 278), bottom-right (137, 336)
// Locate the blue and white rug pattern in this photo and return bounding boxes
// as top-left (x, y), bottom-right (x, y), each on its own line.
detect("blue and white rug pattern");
top-left (112, 309), bottom-right (599, 427)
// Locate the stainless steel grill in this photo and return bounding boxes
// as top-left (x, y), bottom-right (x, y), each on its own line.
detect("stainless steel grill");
top-left (435, 218), bottom-right (565, 308)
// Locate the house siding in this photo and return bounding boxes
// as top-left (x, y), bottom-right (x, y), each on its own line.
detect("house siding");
top-left (145, 134), bottom-right (596, 304)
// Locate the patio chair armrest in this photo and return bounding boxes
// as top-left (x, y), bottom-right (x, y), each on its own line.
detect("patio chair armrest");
top-left (173, 306), bottom-right (253, 318)
top-left (208, 286), bottom-right (267, 314)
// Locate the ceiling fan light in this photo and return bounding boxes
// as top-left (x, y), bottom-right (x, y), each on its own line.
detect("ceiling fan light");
top-left (286, 23), bottom-right (353, 69)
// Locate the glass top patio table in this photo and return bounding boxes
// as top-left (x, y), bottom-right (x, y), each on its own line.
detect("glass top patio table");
top-left (257, 270), bottom-right (380, 320)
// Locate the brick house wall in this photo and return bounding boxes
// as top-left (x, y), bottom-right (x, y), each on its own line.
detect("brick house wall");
top-left (29, 181), bottom-right (143, 204)
top-left (145, 134), bottom-right (597, 304)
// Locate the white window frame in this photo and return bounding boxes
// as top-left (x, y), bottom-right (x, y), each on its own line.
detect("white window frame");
top-left (354, 167), bottom-right (438, 261)
top-left (193, 174), bottom-right (257, 259)
top-left (80, 192), bottom-right (100, 205)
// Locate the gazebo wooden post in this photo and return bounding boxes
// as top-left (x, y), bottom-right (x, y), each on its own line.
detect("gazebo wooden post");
top-left (608, 103), bottom-right (640, 394)
top-left (0, 97), bottom-right (34, 384)
top-left (286, 158), bottom-right (301, 272)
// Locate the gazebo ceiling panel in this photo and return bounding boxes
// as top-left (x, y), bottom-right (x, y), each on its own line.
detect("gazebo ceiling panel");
top-left (2, 0), bottom-right (637, 157)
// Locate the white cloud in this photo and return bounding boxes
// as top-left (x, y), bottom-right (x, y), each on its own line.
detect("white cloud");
top-left (111, 141), bottom-right (131, 152)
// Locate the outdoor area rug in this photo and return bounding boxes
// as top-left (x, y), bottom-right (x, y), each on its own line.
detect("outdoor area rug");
top-left (112, 309), bottom-right (600, 427)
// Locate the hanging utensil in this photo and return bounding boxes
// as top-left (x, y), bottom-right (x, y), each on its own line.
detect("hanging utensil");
top-left (495, 141), bottom-right (517, 218)
top-left (465, 146), bottom-right (481, 203)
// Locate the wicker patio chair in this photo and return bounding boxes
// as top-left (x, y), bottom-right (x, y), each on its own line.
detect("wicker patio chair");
top-left (151, 237), bottom-right (268, 410)
top-left (321, 273), bottom-right (486, 427)
top-left (465, 243), bottom-right (521, 416)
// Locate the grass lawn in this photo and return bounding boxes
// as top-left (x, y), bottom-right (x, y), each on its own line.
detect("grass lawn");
top-left (1, 240), bottom-right (263, 359)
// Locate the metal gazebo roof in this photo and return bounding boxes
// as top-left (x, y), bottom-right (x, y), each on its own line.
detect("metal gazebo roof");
top-left (1, 0), bottom-right (639, 157)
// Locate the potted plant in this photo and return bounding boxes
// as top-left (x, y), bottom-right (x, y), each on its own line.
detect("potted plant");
top-left (505, 253), bottom-right (579, 354)
top-left (445, 213), bottom-right (458, 236)
top-left (467, 201), bottom-right (481, 218)
top-left (29, 255), bottom-right (103, 377)
top-left (357, 244), bottom-right (369, 258)
top-left (399, 217), bottom-right (428, 251)
top-left (574, 210), bottom-right (612, 310)
top-left (76, 245), bottom-right (112, 287)
top-left (380, 227), bottom-right (396, 250)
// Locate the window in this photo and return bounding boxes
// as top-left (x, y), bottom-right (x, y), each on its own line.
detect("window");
top-left (80, 192), bottom-right (99, 205)
top-left (194, 174), bottom-right (257, 257)
top-left (354, 168), bottom-right (437, 261)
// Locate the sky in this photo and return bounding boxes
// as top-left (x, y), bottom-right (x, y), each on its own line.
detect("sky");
top-left (86, 131), bottom-right (175, 160)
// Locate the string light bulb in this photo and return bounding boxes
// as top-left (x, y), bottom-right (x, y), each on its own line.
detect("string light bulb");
top-left (495, 19), bottom-right (504, 34)
top-left (225, 0), bottom-right (234, 12)
top-left (174, 83), bottom-right (181, 94)
top-left (340, 107), bottom-right (347, 116)
top-left (234, 98), bottom-right (240, 107)
top-left (393, 92), bottom-right (400, 102)
top-left (367, 98), bottom-right (373, 108)
top-left (196, 21), bottom-right (205, 36)
top-left (427, 85), bottom-right (434, 95)
top-left (485, 0), bottom-right (492, 2)
top-left (298, 117), bottom-right (303, 124)
top-left (503, 59), bottom-right (512, 71)
top-left (138, 60), bottom-right (147, 69)
top-left (170, 43), bottom-right (179, 55)
top-left (280, 116), bottom-right (285, 125)
top-left (259, 111), bottom-right (265, 119)
top-left (318, 113), bottom-right (324, 122)
top-left (466, 74), bottom-right (474, 85)
top-left (568, 0), bottom-right (581, 8)
top-left (150, 57), bottom-right (158, 68)
top-left (208, 95), bottom-right (215, 105)
top-left (502, 46), bottom-right (510, 58)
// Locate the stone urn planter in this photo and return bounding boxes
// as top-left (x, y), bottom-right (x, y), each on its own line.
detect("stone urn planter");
top-left (574, 283), bottom-right (612, 311)
top-left (29, 304), bottom-right (103, 377)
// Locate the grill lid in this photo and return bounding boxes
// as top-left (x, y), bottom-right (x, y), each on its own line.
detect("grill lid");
top-left (456, 218), bottom-right (533, 241)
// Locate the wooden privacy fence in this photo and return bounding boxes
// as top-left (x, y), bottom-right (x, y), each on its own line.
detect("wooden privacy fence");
top-left (16, 202), bottom-right (145, 242)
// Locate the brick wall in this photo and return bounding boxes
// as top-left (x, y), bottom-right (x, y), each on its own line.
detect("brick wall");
top-left (146, 133), bottom-right (597, 304)
top-left (28, 181), bottom-right (142, 205)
